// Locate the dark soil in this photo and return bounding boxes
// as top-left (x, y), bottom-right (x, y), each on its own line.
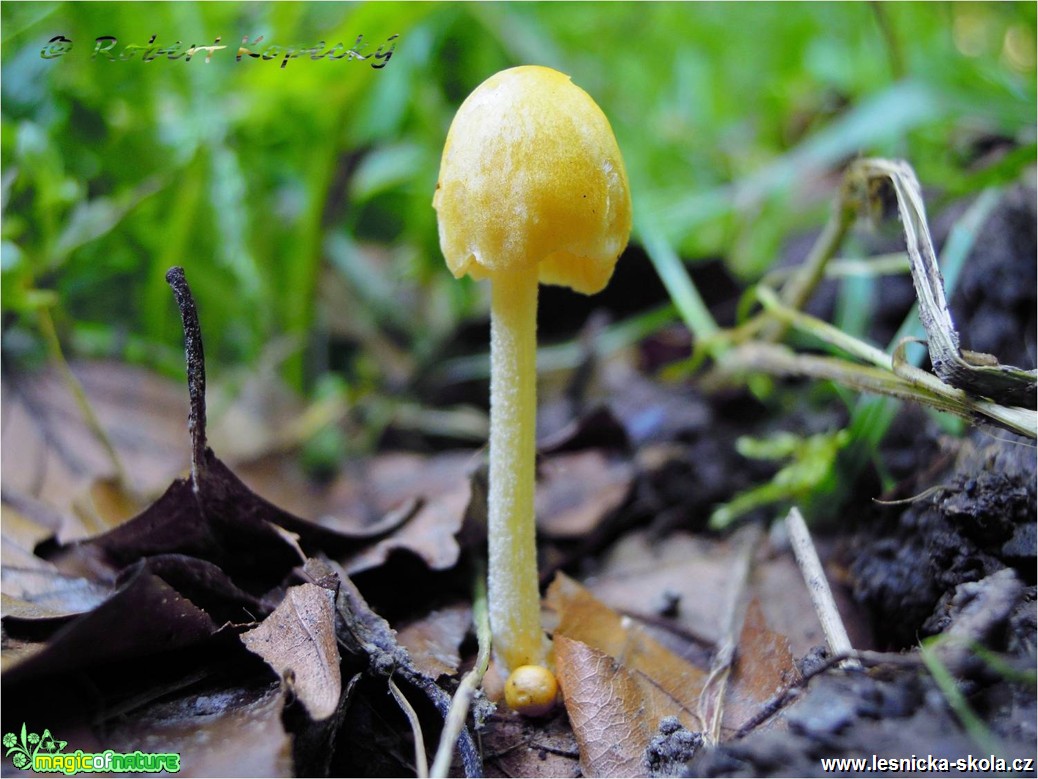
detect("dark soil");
top-left (675, 432), bottom-right (1037, 777)
top-left (852, 433), bottom-right (1036, 649)
top-left (948, 185), bottom-right (1037, 370)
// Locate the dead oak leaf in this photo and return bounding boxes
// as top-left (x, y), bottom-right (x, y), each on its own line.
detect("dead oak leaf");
top-left (1, 499), bottom-right (112, 621)
top-left (344, 484), bottom-right (468, 575)
top-left (306, 557), bottom-right (485, 777)
top-left (45, 448), bottom-right (414, 604)
top-left (0, 564), bottom-right (245, 733)
top-left (241, 582), bottom-right (341, 722)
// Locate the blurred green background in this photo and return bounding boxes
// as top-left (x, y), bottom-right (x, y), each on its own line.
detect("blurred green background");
top-left (2, 2), bottom-right (1034, 431)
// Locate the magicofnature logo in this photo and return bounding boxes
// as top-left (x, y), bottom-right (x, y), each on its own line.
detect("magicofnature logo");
top-left (3, 724), bottom-right (180, 774)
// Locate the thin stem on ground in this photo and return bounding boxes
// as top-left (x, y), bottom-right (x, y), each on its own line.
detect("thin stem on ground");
top-left (785, 507), bottom-right (860, 670)
top-left (37, 305), bottom-right (130, 490)
top-left (389, 676), bottom-right (429, 779)
top-left (430, 561), bottom-right (492, 779)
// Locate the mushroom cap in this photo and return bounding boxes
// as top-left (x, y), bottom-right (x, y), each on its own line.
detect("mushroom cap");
top-left (433, 66), bottom-right (631, 295)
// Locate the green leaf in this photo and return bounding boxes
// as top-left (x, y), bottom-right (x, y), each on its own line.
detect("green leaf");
top-left (710, 429), bottom-right (850, 529)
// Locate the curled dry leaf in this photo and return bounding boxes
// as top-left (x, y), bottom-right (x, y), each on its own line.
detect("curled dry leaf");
top-left (308, 557), bottom-right (485, 777)
top-left (133, 554), bottom-right (268, 626)
top-left (42, 446), bottom-right (429, 612)
top-left (1, 500), bottom-right (111, 621)
top-left (0, 567), bottom-right (110, 621)
top-left (241, 582), bottom-right (341, 722)
top-left (3, 566), bottom-right (218, 678)
top-left (329, 451), bottom-right (475, 574)
top-left (43, 449), bottom-right (307, 598)
top-left (1, 565), bottom-right (244, 735)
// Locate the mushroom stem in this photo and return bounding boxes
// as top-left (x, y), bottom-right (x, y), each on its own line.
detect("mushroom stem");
top-left (488, 266), bottom-right (546, 672)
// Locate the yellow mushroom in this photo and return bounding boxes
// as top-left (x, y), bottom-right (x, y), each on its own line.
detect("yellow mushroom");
top-left (433, 65), bottom-right (631, 708)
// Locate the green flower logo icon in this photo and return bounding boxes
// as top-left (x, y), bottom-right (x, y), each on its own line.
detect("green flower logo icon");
top-left (3, 723), bottom-right (37, 771)
top-left (3, 724), bottom-right (64, 771)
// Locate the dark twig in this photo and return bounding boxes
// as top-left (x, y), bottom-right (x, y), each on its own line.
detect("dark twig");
top-left (165, 266), bottom-right (207, 486)
top-left (732, 649), bottom-right (923, 740)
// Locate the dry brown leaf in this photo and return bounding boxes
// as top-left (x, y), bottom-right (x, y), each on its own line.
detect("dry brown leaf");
top-left (536, 450), bottom-right (635, 539)
top-left (722, 597), bottom-right (799, 736)
top-left (548, 573), bottom-right (707, 709)
top-left (482, 712), bottom-right (580, 779)
top-left (107, 682), bottom-right (293, 778)
top-left (395, 604), bottom-right (471, 680)
top-left (1, 363), bottom-right (189, 531)
top-left (345, 484), bottom-right (468, 574)
top-left (0, 571), bottom-right (110, 620)
top-left (585, 531), bottom-right (737, 646)
top-left (554, 635), bottom-right (651, 778)
top-left (241, 583), bottom-right (341, 722)
top-left (547, 573), bottom-right (706, 734)
top-left (331, 452), bottom-right (475, 573)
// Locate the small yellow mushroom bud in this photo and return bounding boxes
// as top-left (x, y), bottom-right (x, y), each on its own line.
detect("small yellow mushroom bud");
top-left (504, 664), bottom-right (559, 717)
